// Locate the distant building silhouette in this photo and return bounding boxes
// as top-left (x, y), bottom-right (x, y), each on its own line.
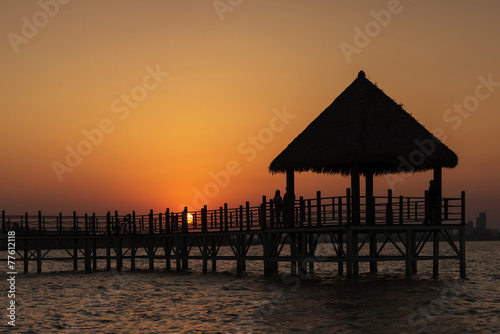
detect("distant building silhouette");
top-left (476, 212), bottom-right (487, 230)
top-left (466, 211), bottom-right (499, 240)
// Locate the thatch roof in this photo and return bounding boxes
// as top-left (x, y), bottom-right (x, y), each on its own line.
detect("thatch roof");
top-left (269, 71), bottom-right (458, 176)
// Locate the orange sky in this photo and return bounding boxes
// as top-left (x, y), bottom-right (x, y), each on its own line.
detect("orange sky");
top-left (1, 0), bottom-right (499, 229)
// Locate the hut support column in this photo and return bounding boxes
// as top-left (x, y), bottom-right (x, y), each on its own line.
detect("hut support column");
top-left (351, 167), bottom-right (361, 225)
top-left (366, 172), bottom-right (374, 224)
top-left (286, 169), bottom-right (295, 198)
top-left (286, 169), bottom-right (295, 227)
top-left (432, 167), bottom-right (442, 277)
top-left (366, 172), bottom-right (377, 274)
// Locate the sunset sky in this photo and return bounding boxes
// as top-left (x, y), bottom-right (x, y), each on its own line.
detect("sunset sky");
top-left (1, 0), bottom-right (499, 228)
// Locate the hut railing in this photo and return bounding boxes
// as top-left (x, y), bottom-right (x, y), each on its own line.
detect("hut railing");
top-left (1, 191), bottom-right (464, 235)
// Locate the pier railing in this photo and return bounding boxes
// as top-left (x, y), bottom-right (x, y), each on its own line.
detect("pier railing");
top-left (1, 189), bottom-right (465, 235)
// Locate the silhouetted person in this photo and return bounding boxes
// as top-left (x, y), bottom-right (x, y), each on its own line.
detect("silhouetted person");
top-left (122, 216), bottom-right (135, 234)
top-left (115, 220), bottom-right (121, 236)
top-left (428, 180), bottom-right (440, 224)
top-left (273, 190), bottom-right (283, 224)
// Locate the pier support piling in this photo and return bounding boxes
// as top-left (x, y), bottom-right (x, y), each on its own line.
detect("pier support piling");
top-left (116, 236), bottom-right (122, 272)
top-left (460, 226), bottom-right (466, 278)
top-left (405, 229), bottom-right (413, 276)
top-left (433, 230), bottom-right (439, 277)
top-left (37, 238), bottom-right (42, 273)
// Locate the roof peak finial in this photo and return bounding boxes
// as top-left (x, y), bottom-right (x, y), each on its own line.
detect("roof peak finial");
top-left (358, 70), bottom-right (366, 78)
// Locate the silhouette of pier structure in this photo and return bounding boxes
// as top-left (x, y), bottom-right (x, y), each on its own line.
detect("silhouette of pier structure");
top-left (0, 71), bottom-right (466, 278)
top-left (0, 189), bottom-right (466, 278)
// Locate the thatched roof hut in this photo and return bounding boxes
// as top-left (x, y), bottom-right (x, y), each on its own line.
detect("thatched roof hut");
top-left (269, 71), bottom-right (458, 225)
top-left (269, 71), bottom-right (458, 176)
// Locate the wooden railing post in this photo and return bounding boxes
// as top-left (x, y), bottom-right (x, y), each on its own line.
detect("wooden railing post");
top-left (444, 199), bottom-right (449, 221)
top-left (171, 212), bottom-right (176, 232)
top-left (246, 201), bottom-right (251, 230)
top-left (106, 211), bottom-right (111, 235)
top-left (316, 191), bottom-right (322, 227)
top-left (331, 197), bottom-right (336, 222)
top-left (159, 212), bottom-right (163, 234)
top-left (132, 211), bottom-right (136, 234)
top-left (217, 207), bottom-right (223, 231)
top-left (224, 204), bottom-right (228, 231)
top-left (73, 211), bottom-right (78, 234)
top-left (239, 205), bottom-right (244, 231)
top-left (386, 189), bottom-right (393, 225)
top-left (299, 197), bottom-right (305, 227)
top-left (346, 188), bottom-right (351, 225)
top-left (338, 197), bottom-right (343, 225)
top-left (38, 210), bottom-right (42, 234)
top-left (202, 206), bottom-right (208, 233)
top-left (182, 207), bottom-right (188, 233)
top-left (84, 213), bottom-right (88, 234)
top-left (58, 212), bottom-right (62, 234)
top-left (424, 190), bottom-right (429, 224)
top-left (407, 198), bottom-right (411, 220)
top-left (461, 191), bottom-right (466, 225)
top-left (269, 199), bottom-right (275, 228)
top-left (115, 211), bottom-right (119, 235)
top-left (414, 202), bottom-right (418, 222)
top-left (149, 210), bottom-right (154, 234)
top-left (260, 196), bottom-right (267, 230)
top-left (165, 209), bottom-right (169, 234)
top-left (399, 196), bottom-right (404, 225)
top-left (306, 200), bottom-right (311, 227)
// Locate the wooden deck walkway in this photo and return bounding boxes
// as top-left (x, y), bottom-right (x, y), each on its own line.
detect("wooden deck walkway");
top-left (0, 190), bottom-right (466, 278)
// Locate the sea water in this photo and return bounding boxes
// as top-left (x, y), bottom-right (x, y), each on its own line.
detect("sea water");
top-left (2, 241), bottom-right (499, 333)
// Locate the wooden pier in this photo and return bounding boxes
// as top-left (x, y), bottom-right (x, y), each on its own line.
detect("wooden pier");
top-left (0, 190), bottom-right (466, 278)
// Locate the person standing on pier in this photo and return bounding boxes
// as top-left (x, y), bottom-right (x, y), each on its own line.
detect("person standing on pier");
top-left (115, 219), bottom-right (122, 236)
top-left (273, 189), bottom-right (283, 224)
